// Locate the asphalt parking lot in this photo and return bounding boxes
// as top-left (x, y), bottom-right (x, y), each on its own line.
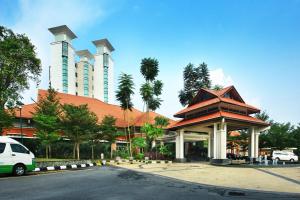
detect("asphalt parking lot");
top-left (0, 166), bottom-right (299, 200)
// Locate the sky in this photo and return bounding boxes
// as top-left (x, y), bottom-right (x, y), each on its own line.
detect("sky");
top-left (0, 0), bottom-right (300, 124)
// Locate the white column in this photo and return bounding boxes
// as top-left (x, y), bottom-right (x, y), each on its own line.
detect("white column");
top-left (207, 131), bottom-right (211, 158)
top-left (220, 123), bottom-right (227, 159)
top-left (175, 131), bottom-right (180, 159)
top-left (175, 129), bottom-right (184, 159)
top-left (179, 129), bottom-right (184, 159)
top-left (213, 123), bottom-right (217, 158)
top-left (250, 127), bottom-right (256, 158)
top-left (254, 132), bottom-right (259, 158)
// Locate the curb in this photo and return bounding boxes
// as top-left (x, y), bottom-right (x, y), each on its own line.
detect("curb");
top-left (33, 162), bottom-right (97, 172)
top-left (107, 159), bottom-right (172, 164)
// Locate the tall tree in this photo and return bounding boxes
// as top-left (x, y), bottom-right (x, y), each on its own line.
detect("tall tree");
top-left (255, 110), bottom-right (272, 123)
top-left (33, 88), bottom-right (61, 158)
top-left (60, 104), bottom-right (98, 160)
top-left (198, 62), bottom-right (211, 89)
top-left (0, 26), bottom-right (41, 133)
top-left (178, 62), bottom-right (211, 106)
top-left (140, 58), bottom-right (163, 119)
top-left (100, 115), bottom-right (119, 159)
top-left (115, 73), bottom-right (135, 157)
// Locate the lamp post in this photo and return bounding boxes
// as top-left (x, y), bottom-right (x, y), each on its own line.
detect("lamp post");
top-left (17, 102), bottom-right (24, 144)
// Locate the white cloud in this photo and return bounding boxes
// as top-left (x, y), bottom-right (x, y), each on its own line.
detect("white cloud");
top-left (6, 0), bottom-right (109, 104)
top-left (210, 68), bottom-right (233, 87)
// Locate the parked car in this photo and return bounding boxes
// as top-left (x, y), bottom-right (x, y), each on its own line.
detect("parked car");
top-left (0, 136), bottom-right (35, 176)
top-left (272, 151), bottom-right (298, 162)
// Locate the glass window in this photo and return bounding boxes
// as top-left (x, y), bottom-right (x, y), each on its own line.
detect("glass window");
top-left (103, 53), bottom-right (109, 66)
top-left (83, 63), bottom-right (89, 96)
top-left (11, 144), bottom-right (29, 154)
top-left (103, 66), bottom-right (109, 102)
top-left (0, 143), bottom-right (6, 153)
top-left (62, 41), bottom-right (68, 56)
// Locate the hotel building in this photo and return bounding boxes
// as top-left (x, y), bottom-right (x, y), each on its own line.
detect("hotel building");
top-left (48, 25), bottom-right (114, 103)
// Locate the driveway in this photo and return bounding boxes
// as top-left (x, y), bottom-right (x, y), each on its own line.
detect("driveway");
top-left (114, 162), bottom-right (300, 194)
top-left (0, 166), bottom-right (299, 200)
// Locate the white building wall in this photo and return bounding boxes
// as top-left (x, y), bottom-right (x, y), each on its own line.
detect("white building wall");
top-left (68, 44), bottom-right (76, 95)
top-left (50, 42), bottom-right (63, 92)
top-left (93, 53), bottom-right (104, 101)
top-left (108, 56), bottom-right (114, 103)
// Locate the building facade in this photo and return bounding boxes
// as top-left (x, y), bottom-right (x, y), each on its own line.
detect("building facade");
top-left (48, 25), bottom-right (114, 103)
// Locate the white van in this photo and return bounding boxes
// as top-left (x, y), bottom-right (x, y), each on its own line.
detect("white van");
top-left (0, 136), bottom-right (35, 176)
top-left (272, 150), bottom-right (298, 162)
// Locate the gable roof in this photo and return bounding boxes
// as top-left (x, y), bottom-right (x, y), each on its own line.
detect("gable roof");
top-left (174, 85), bottom-right (259, 118)
top-left (14, 90), bottom-right (174, 128)
top-left (169, 110), bottom-right (268, 130)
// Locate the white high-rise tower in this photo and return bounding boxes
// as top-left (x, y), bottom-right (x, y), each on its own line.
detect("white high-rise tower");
top-left (75, 50), bottom-right (94, 98)
top-left (48, 25), bottom-right (77, 94)
top-left (93, 39), bottom-right (115, 103)
top-left (48, 25), bottom-right (115, 103)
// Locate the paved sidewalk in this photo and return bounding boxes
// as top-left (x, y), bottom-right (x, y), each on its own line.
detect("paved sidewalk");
top-left (113, 162), bottom-right (300, 193)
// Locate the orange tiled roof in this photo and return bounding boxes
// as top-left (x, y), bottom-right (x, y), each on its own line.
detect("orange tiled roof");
top-left (174, 86), bottom-right (260, 117)
top-left (169, 111), bottom-right (268, 129)
top-left (15, 90), bottom-right (174, 128)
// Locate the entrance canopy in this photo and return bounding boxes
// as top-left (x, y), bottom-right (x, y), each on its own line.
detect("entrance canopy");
top-left (167, 86), bottom-right (269, 164)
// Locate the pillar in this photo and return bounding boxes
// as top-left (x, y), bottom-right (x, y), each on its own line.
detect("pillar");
top-left (213, 123), bottom-right (217, 158)
top-left (254, 132), bottom-right (260, 158)
top-left (220, 123), bottom-right (227, 159)
top-left (207, 131), bottom-right (211, 158)
top-left (250, 127), bottom-right (255, 158)
top-left (211, 119), bottom-right (229, 165)
top-left (175, 129), bottom-right (185, 161)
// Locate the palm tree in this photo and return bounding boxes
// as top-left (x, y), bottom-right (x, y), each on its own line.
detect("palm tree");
top-left (140, 58), bottom-right (163, 121)
top-left (116, 73), bottom-right (135, 157)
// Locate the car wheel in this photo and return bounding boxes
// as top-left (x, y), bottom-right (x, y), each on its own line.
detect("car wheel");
top-left (290, 159), bottom-right (294, 162)
top-left (13, 164), bottom-right (26, 176)
top-left (275, 157), bottom-right (280, 162)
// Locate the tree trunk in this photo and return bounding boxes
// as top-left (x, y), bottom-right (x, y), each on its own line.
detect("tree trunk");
top-left (45, 145), bottom-right (48, 159)
top-left (76, 143), bottom-right (80, 160)
top-left (91, 144), bottom-right (94, 160)
top-left (123, 111), bottom-right (129, 154)
top-left (73, 144), bottom-right (76, 159)
top-left (126, 108), bottom-right (132, 158)
top-left (49, 145), bottom-right (51, 158)
top-left (110, 144), bottom-right (113, 159)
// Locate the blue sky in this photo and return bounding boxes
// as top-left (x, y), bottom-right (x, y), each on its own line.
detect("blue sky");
top-left (1, 0), bottom-right (300, 124)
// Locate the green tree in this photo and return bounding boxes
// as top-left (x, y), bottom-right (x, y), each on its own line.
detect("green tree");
top-left (198, 62), bottom-right (211, 89)
top-left (0, 26), bottom-right (41, 133)
top-left (291, 124), bottom-right (300, 155)
top-left (140, 58), bottom-right (163, 120)
top-left (0, 109), bottom-right (14, 135)
top-left (115, 73), bottom-right (135, 157)
top-left (263, 122), bottom-right (294, 150)
top-left (255, 110), bottom-right (272, 123)
top-left (212, 85), bottom-right (224, 91)
top-left (60, 104), bottom-right (99, 160)
top-left (154, 116), bottom-right (170, 128)
top-left (142, 117), bottom-right (169, 158)
top-left (178, 62), bottom-right (211, 106)
top-left (132, 137), bottom-right (146, 149)
top-left (33, 88), bottom-right (61, 158)
top-left (100, 115), bottom-right (120, 159)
